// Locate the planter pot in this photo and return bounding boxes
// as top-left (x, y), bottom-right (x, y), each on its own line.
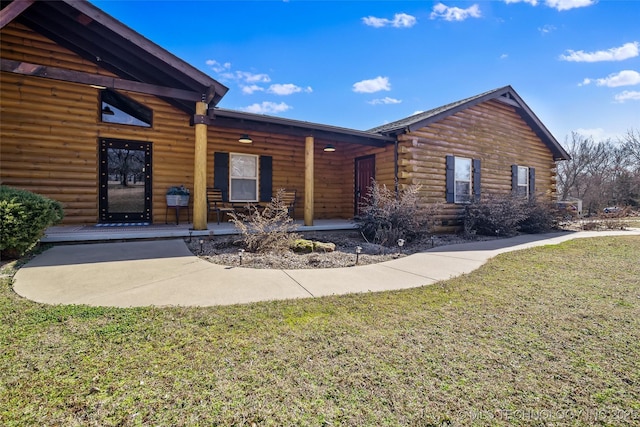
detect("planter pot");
top-left (166, 195), bottom-right (189, 207)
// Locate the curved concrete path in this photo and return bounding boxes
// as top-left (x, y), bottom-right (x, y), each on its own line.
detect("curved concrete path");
top-left (13, 230), bottom-right (639, 307)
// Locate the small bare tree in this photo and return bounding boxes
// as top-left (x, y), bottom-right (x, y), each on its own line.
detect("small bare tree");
top-left (229, 189), bottom-right (299, 253)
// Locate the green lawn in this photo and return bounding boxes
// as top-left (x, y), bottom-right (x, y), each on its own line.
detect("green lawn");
top-left (1, 237), bottom-right (640, 426)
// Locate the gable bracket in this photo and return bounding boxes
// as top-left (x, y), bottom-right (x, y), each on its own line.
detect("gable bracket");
top-left (0, 0), bottom-right (35, 30)
top-left (0, 58), bottom-right (204, 102)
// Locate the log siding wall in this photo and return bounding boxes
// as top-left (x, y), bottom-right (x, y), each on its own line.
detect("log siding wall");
top-left (397, 100), bottom-right (558, 231)
top-left (2, 23), bottom-right (557, 229)
top-left (0, 23), bottom-right (386, 224)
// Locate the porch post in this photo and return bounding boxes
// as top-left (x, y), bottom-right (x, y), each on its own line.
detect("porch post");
top-left (304, 136), bottom-right (314, 226)
top-left (192, 101), bottom-right (208, 230)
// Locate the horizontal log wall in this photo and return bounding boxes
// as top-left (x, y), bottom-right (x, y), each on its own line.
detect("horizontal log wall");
top-left (398, 100), bottom-right (558, 232)
top-left (1, 23), bottom-right (396, 224)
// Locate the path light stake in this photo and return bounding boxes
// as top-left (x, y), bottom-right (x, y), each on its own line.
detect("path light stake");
top-left (188, 230), bottom-right (193, 242)
top-left (430, 235), bottom-right (435, 248)
top-left (355, 246), bottom-right (362, 265)
top-left (239, 249), bottom-right (245, 266)
top-left (397, 238), bottom-right (405, 255)
top-left (199, 238), bottom-right (204, 253)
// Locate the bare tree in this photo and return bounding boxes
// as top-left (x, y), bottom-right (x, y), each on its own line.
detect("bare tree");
top-left (557, 129), bottom-right (640, 213)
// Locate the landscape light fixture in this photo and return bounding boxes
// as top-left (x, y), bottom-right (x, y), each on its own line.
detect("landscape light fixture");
top-left (238, 134), bottom-right (253, 144)
top-left (355, 246), bottom-right (362, 265)
top-left (323, 144), bottom-right (336, 152)
top-left (239, 248), bottom-right (245, 265)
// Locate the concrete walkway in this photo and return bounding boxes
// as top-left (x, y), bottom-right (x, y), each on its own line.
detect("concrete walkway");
top-left (13, 230), bottom-right (639, 308)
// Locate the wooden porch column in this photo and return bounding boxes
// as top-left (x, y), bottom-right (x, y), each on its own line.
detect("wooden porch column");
top-left (304, 136), bottom-right (314, 226)
top-left (192, 101), bottom-right (208, 230)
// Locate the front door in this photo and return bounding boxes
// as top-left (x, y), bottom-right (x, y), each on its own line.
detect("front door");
top-left (355, 155), bottom-right (375, 216)
top-left (99, 138), bottom-right (152, 223)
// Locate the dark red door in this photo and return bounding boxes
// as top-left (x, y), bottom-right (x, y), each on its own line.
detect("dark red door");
top-left (355, 155), bottom-right (375, 216)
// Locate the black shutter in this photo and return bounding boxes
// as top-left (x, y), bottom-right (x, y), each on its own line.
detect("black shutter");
top-left (511, 164), bottom-right (518, 195)
top-left (214, 152), bottom-right (229, 201)
top-left (472, 158), bottom-right (481, 201)
top-left (445, 155), bottom-right (455, 203)
top-left (260, 155), bottom-right (273, 202)
top-left (529, 167), bottom-right (536, 198)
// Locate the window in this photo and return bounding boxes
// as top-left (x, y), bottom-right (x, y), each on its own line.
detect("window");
top-left (512, 164), bottom-right (535, 198)
top-left (454, 157), bottom-right (472, 203)
top-left (230, 153), bottom-right (258, 202)
top-left (446, 156), bottom-right (480, 204)
top-left (517, 166), bottom-right (529, 197)
top-left (100, 89), bottom-right (152, 127)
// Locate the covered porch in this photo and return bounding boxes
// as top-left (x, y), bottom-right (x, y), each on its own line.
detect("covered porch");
top-left (41, 219), bottom-right (358, 244)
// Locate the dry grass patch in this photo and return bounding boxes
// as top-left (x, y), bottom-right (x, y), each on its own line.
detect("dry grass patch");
top-left (1, 237), bottom-right (640, 426)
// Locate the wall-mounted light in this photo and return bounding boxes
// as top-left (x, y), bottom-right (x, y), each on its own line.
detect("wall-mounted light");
top-left (101, 105), bottom-right (115, 116)
top-left (238, 134), bottom-right (253, 144)
top-left (323, 144), bottom-right (336, 152)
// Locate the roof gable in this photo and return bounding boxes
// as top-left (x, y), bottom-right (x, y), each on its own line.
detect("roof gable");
top-left (370, 86), bottom-right (570, 161)
top-left (1, 0), bottom-right (227, 113)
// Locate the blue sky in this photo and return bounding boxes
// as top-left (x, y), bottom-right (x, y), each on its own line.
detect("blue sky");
top-left (91, 0), bottom-right (639, 144)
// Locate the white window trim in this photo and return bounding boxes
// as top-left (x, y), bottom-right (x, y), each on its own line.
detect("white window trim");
top-left (229, 153), bottom-right (259, 202)
top-left (454, 156), bottom-right (472, 204)
top-left (517, 166), bottom-right (529, 198)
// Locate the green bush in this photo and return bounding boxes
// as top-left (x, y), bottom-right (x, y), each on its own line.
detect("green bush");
top-left (0, 186), bottom-right (64, 258)
top-left (464, 194), bottom-right (559, 237)
top-left (355, 181), bottom-right (440, 246)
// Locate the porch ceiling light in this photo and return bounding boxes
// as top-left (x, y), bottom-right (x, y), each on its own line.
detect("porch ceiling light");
top-left (323, 144), bottom-right (336, 152)
top-left (101, 105), bottom-right (115, 115)
top-left (238, 134), bottom-right (253, 144)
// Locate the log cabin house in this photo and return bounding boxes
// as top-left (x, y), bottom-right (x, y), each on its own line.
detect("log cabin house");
top-left (1, 0), bottom-right (570, 233)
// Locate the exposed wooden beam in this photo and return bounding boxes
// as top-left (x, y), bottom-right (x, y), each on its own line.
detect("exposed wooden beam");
top-left (1, 59), bottom-right (203, 101)
top-left (0, 0), bottom-right (35, 30)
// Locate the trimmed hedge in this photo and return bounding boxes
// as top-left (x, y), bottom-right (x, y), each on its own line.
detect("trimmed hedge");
top-left (0, 186), bottom-right (64, 258)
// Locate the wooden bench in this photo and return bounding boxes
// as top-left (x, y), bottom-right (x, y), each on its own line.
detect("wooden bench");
top-left (207, 188), bottom-right (235, 224)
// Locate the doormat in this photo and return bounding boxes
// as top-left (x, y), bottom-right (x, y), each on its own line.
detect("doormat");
top-left (95, 222), bottom-right (150, 227)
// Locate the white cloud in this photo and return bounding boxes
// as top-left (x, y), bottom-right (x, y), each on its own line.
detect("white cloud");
top-left (353, 76), bottom-right (391, 93)
top-left (242, 102), bottom-right (291, 114)
top-left (504, 0), bottom-right (595, 10)
top-left (505, 0), bottom-right (538, 5)
top-left (573, 128), bottom-right (609, 140)
top-left (614, 90), bottom-right (640, 103)
top-left (267, 83), bottom-right (313, 95)
top-left (368, 97), bottom-right (402, 105)
top-left (362, 13), bottom-right (416, 28)
top-left (538, 24), bottom-right (556, 34)
top-left (430, 3), bottom-right (481, 21)
top-left (205, 59), bottom-right (231, 73)
top-left (500, 53), bottom-right (509, 59)
top-left (559, 42), bottom-right (639, 62)
top-left (241, 85), bottom-right (264, 95)
top-left (581, 70), bottom-right (640, 87)
top-left (237, 71), bottom-right (271, 84)
top-left (545, 0), bottom-right (596, 11)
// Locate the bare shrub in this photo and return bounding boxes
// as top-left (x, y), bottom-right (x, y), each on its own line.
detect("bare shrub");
top-left (229, 189), bottom-right (299, 253)
top-left (464, 194), bottom-right (527, 237)
top-left (518, 198), bottom-right (562, 234)
top-left (600, 206), bottom-right (631, 230)
top-left (465, 194), bottom-right (563, 236)
top-left (355, 181), bottom-right (440, 246)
